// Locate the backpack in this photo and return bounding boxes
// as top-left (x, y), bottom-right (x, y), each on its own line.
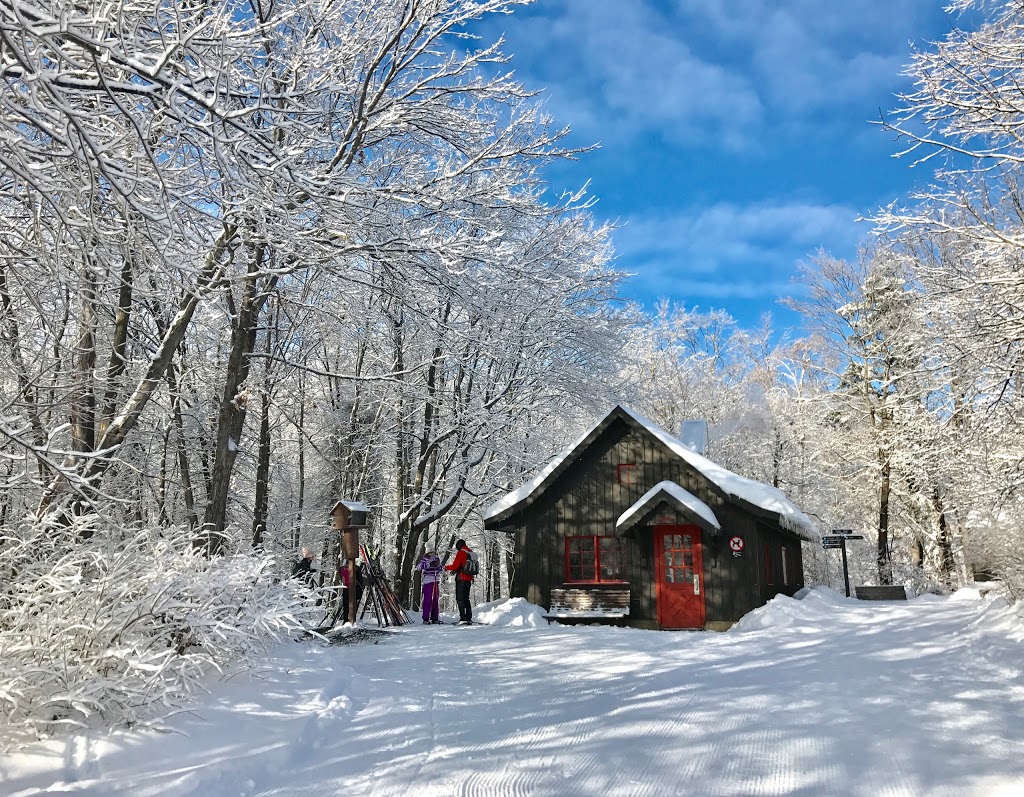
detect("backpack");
top-left (460, 549), bottom-right (480, 577)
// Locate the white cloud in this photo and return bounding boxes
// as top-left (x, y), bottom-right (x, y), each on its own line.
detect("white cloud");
top-left (494, 0), bottom-right (944, 146)
top-left (614, 199), bottom-right (866, 302)
top-left (499, 0), bottom-right (763, 148)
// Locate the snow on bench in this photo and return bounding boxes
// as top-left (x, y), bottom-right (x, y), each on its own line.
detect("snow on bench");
top-left (546, 588), bottom-right (631, 621)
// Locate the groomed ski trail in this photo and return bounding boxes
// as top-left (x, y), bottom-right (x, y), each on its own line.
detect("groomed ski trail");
top-left (4, 591), bottom-right (1024, 797)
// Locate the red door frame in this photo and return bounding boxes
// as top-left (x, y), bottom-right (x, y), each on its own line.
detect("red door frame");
top-left (654, 525), bottom-right (706, 629)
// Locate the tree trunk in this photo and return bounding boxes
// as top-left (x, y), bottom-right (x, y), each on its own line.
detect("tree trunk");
top-left (70, 260), bottom-right (97, 456)
top-left (97, 254), bottom-right (134, 441)
top-left (167, 357), bottom-right (199, 529)
top-left (295, 370), bottom-right (305, 551)
top-left (251, 386), bottom-right (272, 548)
top-left (877, 453), bottom-right (892, 585)
top-left (933, 488), bottom-right (956, 586)
top-left (198, 249), bottom-right (274, 554)
top-left (485, 533), bottom-right (502, 602)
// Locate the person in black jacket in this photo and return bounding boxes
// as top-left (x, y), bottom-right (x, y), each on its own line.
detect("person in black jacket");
top-left (291, 547), bottom-right (316, 585)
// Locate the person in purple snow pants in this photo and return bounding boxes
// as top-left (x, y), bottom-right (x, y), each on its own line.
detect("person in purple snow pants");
top-left (417, 550), bottom-right (443, 624)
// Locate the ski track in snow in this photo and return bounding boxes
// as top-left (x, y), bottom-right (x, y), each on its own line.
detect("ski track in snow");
top-left (3, 593), bottom-right (1024, 796)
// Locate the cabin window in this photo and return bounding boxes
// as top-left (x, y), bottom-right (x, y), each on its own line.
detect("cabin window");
top-left (764, 544), bottom-right (774, 586)
top-left (565, 535), bottom-right (629, 583)
top-left (616, 463), bottom-right (637, 485)
top-left (781, 546), bottom-right (789, 585)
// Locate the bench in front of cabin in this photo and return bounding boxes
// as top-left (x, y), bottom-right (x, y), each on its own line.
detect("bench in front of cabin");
top-left (855, 585), bottom-right (907, 601)
top-left (545, 587), bottom-right (630, 623)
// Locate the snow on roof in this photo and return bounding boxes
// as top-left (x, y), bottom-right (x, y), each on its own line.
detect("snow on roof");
top-left (331, 500), bottom-right (370, 513)
top-left (617, 481), bottom-right (721, 534)
top-left (484, 405), bottom-right (819, 542)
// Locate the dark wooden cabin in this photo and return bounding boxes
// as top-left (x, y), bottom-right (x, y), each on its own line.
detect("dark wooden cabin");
top-left (484, 405), bottom-right (818, 630)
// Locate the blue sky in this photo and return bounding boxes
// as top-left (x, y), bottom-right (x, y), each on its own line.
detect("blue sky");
top-left (477, 0), bottom-right (956, 332)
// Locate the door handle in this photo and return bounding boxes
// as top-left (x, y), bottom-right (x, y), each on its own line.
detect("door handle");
top-left (693, 574), bottom-right (700, 595)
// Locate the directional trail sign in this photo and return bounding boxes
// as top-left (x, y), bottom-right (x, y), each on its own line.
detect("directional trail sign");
top-left (822, 530), bottom-right (865, 597)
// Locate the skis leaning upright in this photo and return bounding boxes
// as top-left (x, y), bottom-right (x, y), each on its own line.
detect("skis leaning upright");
top-left (359, 544), bottom-right (411, 627)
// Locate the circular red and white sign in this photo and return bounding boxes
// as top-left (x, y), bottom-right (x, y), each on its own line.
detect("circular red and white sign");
top-left (728, 536), bottom-right (745, 552)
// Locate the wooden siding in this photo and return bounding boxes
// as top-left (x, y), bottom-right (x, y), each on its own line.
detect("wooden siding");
top-left (505, 416), bottom-right (807, 628)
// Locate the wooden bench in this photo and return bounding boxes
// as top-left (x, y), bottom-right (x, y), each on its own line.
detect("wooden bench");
top-left (545, 587), bottom-right (631, 622)
top-left (855, 585), bottom-right (907, 601)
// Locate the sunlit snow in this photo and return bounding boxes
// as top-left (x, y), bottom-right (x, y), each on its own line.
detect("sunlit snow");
top-left (4, 588), bottom-right (1023, 796)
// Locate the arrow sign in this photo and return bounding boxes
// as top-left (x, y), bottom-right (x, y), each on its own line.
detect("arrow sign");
top-left (821, 536), bottom-right (847, 545)
top-left (822, 543), bottom-right (844, 549)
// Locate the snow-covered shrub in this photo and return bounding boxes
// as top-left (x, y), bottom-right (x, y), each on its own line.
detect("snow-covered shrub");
top-left (0, 515), bottom-right (318, 748)
top-left (966, 518), bottom-right (1024, 601)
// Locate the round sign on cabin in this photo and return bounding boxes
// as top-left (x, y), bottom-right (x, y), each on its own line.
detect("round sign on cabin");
top-left (728, 535), bottom-right (745, 556)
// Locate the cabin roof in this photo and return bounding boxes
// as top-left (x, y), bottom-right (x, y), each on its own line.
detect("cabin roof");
top-left (483, 405), bottom-right (819, 542)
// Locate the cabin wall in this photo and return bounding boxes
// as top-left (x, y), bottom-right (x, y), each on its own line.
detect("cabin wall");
top-left (754, 523), bottom-right (806, 604)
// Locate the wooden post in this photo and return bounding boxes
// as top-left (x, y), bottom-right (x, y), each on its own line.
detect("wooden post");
top-left (840, 537), bottom-right (850, 598)
top-left (331, 500), bottom-right (369, 625)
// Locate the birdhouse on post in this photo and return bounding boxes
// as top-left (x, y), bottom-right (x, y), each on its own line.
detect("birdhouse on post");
top-left (330, 500), bottom-right (370, 625)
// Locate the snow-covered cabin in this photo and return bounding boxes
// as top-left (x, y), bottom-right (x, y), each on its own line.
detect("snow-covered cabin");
top-left (484, 405), bottom-right (819, 630)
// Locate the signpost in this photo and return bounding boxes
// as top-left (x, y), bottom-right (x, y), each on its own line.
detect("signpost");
top-left (821, 529), bottom-right (865, 597)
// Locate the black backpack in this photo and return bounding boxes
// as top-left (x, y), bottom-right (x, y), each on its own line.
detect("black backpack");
top-left (460, 549), bottom-right (480, 577)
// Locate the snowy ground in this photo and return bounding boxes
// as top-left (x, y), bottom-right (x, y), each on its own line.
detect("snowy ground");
top-left (3, 587), bottom-right (1024, 797)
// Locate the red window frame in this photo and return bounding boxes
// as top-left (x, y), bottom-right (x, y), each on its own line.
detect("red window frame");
top-left (617, 463), bottom-right (637, 485)
top-left (565, 535), bottom-right (629, 584)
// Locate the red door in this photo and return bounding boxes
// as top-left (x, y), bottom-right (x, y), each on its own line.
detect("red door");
top-left (654, 525), bottom-right (706, 629)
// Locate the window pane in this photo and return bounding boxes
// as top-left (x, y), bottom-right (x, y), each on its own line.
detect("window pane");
top-left (567, 536), bottom-right (598, 581)
top-left (683, 534), bottom-right (692, 548)
top-left (684, 551), bottom-right (693, 566)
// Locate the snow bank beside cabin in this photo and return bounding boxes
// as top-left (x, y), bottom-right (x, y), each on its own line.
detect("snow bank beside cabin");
top-left (472, 597), bottom-right (548, 627)
top-left (730, 586), bottom-right (863, 632)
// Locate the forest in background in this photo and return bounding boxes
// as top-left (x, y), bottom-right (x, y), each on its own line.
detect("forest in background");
top-left (1, 0), bottom-right (1022, 744)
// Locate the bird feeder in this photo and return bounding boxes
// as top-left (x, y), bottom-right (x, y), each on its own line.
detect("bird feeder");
top-left (331, 499), bottom-right (369, 556)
